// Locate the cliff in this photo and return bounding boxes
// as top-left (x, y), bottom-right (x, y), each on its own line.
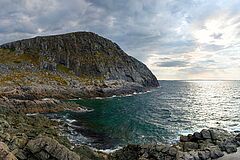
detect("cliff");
top-left (0, 32), bottom-right (158, 91)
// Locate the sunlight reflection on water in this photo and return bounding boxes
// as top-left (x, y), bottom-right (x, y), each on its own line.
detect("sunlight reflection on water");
top-left (57, 80), bottom-right (240, 149)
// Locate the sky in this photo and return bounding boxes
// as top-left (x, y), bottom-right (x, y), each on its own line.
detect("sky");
top-left (0, 0), bottom-right (240, 80)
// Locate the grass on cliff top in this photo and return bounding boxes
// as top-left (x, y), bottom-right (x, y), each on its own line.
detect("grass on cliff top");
top-left (0, 71), bottom-right (68, 86)
top-left (56, 64), bottom-right (74, 75)
top-left (0, 49), bottom-right (40, 65)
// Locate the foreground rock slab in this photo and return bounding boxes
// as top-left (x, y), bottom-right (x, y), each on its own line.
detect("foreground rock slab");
top-left (0, 142), bottom-right (17, 160)
top-left (27, 136), bottom-right (81, 160)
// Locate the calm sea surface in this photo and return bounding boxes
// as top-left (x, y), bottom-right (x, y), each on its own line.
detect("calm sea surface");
top-left (50, 81), bottom-right (240, 149)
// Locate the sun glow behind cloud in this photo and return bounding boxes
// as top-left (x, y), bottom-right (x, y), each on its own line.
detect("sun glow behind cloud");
top-left (146, 6), bottom-right (240, 80)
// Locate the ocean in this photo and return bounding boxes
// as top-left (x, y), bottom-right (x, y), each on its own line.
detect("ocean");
top-left (48, 80), bottom-right (240, 150)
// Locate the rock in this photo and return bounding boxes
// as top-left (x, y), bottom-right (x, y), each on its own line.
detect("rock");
top-left (155, 144), bottom-right (165, 152)
top-left (192, 132), bottom-right (202, 141)
top-left (162, 144), bottom-right (171, 153)
top-left (183, 152), bottom-right (195, 160)
top-left (189, 151), bottom-right (200, 160)
top-left (209, 128), bottom-right (234, 141)
top-left (201, 129), bottom-right (211, 139)
top-left (35, 150), bottom-right (51, 160)
top-left (15, 149), bottom-right (28, 160)
top-left (0, 118), bottom-right (10, 128)
top-left (0, 142), bottom-right (18, 160)
top-left (183, 142), bottom-right (199, 151)
top-left (198, 150), bottom-right (210, 160)
top-left (110, 144), bottom-right (141, 160)
top-left (10, 133), bottom-right (28, 150)
top-left (209, 129), bottom-right (217, 140)
top-left (176, 151), bottom-right (184, 159)
top-left (235, 133), bottom-right (240, 142)
top-left (225, 144), bottom-right (237, 154)
top-left (0, 132), bottom-right (11, 142)
top-left (27, 136), bottom-right (81, 160)
top-left (73, 145), bottom-right (108, 160)
top-left (168, 147), bottom-right (178, 156)
top-left (180, 135), bottom-right (189, 142)
top-left (210, 149), bottom-right (224, 159)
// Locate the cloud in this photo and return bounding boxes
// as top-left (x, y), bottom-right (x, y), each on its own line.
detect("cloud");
top-left (0, 0), bottom-right (239, 79)
top-left (154, 60), bottom-right (189, 68)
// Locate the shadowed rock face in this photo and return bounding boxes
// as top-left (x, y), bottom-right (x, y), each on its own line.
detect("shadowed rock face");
top-left (0, 32), bottom-right (159, 88)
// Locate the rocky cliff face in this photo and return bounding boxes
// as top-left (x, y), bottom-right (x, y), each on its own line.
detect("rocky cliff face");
top-left (0, 32), bottom-right (159, 88)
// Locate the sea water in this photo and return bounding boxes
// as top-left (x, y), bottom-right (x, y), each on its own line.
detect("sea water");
top-left (50, 80), bottom-right (240, 150)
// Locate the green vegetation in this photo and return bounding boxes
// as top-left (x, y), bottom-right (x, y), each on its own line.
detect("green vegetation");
top-left (0, 71), bottom-right (68, 86)
top-left (56, 64), bottom-right (72, 74)
top-left (0, 49), bottom-right (40, 65)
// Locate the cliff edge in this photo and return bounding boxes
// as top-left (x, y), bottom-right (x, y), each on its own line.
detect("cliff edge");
top-left (0, 32), bottom-right (158, 98)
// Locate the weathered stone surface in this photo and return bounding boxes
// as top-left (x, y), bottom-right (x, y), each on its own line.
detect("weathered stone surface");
top-left (0, 32), bottom-right (159, 89)
top-left (198, 150), bottom-right (210, 160)
top-left (27, 136), bottom-right (81, 160)
top-left (183, 142), bottom-right (199, 151)
top-left (180, 135), bottom-right (189, 142)
top-left (225, 144), bottom-right (237, 154)
top-left (201, 129), bottom-right (211, 139)
top-left (192, 132), bottom-right (202, 141)
top-left (210, 149), bottom-right (224, 159)
top-left (0, 142), bottom-right (18, 160)
top-left (168, 147), bottom-right (178, 156)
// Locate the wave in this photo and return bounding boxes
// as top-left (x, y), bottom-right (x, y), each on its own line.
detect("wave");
top-left (93, 89), bottom-right (156, 99)
top-left (97, 146), bottom-right (122, 153)
top-left (69, 97), bottom-right (82, 100)
top-left (26, 113), bottom-right (39, 116)
top-left (66, 119), bottom-right (77, 124)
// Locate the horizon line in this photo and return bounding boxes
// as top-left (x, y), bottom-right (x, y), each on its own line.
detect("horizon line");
top-left (157, 79), bottom-right (240, 81)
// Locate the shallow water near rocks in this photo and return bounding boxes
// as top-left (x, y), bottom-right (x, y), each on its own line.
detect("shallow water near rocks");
top-left (53, 80), bottom-right (240, 150)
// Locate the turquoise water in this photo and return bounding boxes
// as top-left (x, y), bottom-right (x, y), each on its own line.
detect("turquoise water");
top-left (52, 81), bottom-right (240, 149)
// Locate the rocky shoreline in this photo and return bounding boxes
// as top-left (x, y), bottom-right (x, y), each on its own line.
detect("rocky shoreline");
top-left (0, 31), bottom-right (238, 159)
top-left (0, 95), bottom-right (240, 160)
top-left (111, 128), bottom-right (240, 160)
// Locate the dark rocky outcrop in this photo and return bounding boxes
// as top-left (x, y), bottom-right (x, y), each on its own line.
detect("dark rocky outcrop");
top-left (110, 128), bottom-right (240, 160)
top-left (0, 108), bottom-right (239, 160)
top-left (0, 32), bottom-right (159, 89)
top-left (0, 110), bottom-right (108, 160)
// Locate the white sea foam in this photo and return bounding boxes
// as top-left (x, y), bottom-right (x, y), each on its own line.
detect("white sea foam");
top-left (107, 90), bottom-right (155, 99)
top-left (26, 113), bottom-right (38, 116)
top-left (97, 146), bottom-right (123, 153)
top-left (66, 119), bottom-right (77, 123)
top-left (95, 97), bottom-right (104, 99)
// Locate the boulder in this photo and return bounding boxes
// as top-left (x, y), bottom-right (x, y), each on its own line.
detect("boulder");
top-left (0, 142), bottom-right (18, 160)
top-left (183, 142), bottom-right (199, 151)
top-left (210, 149), bottom-right (224, 159)
top-left (192, 132), bottom-right (202, 141)
top-left (200, 129), bottom-right (211, 139)
top-left (27, 136), bottom-right (81, 160)
top-left (198, 150), bottom-right (210, 160)
top-left (225, 144), bottom-right (237, 154)
top-left (180, 135), bottom-right (189, 142)
top-left (168, 147), bottom-right (178, 156)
